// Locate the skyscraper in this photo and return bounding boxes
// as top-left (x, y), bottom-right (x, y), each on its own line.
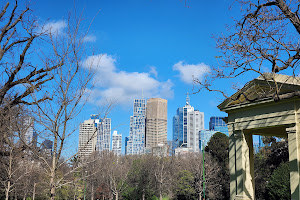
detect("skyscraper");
top-left (125, 136), bottom-right (129, 155)
top-left (112, 131), bottom-right (122, 156)
top-left (188, 110), bottom-right (204, 152)
top-left (209, 116), bottom-right (228, 136)
top-left (78, 115), bottom-right (111, 158)
top-left (173, 94), bottom-right (204, 153)
top-left (96, 118), bottom-right (111, 152)
top-left (126, 98), bottom-right (146, 155)
top-left (145, 98), bottom-right (167, 150)
top-left (24, 117), bottom-right (34, 145)
top-left (78, 118), bottom-right (97, 158)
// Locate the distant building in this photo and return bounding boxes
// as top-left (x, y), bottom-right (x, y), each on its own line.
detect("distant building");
top-left (167, 141), bottom-right (173, 156)
top-left (78, 118), bottom-right (97, 158)
top-left (173, 94), bottom-right (204, 154)
top-left (41, 139), bottom-right (53, 155)
top-left (32, 131), bottom-right (38, 147)
top-left (209, 116), bottom-right (228, 136)
top-left (174, 147), bottom-right (193, 156)
top-left (199, 130), bottom-right (217, 151)
top-left (145, 98), bottom-right (168, 151)
top-left (24, 117), bottom-right (35, 145)
top-left (188, 110), bottom-right (204, 153)
top-left (152, 143), bottom-right (169, 157)
top-left (112, 131), bottom-right (122, 156)
top-left (96, 118), bottom-right (111, 152)
top-left (126, 98), bottom-right (146, 155)
top-left (125, 136), bottom-right (129, 155)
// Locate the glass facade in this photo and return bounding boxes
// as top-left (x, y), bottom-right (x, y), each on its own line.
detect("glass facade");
top-left (96, 118), bottom-right (111, 152)
top-left (126, 98), bottom-right (146, 155)
top-left (209, 116), bottom-right (228, 136)
top-left (173, 94), bottom-right (204, 153)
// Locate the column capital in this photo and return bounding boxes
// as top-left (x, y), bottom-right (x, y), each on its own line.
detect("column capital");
top-left (286, 126), bottom-right (296, 134)
top-left (233, 130), bottom-right (244, 139)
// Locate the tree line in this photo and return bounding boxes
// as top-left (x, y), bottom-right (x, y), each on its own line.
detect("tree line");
top-left (0, 132), bottom-right (230, 200)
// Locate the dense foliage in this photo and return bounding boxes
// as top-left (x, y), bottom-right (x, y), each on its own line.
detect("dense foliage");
top-left (255, 137), bottom-right (290, 200)
top-left (205, 132), bottom-right (229, 200)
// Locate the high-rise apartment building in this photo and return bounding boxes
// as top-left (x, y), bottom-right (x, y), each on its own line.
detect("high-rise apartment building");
top-left (125, 136), bottom-right (129, 155)
top-left (112, 131), bottom-right (122, 156)
top-left (173, 94), bottom-right (204, 153)
top-left (78, 115), bottom-right (111, 158)
top-left (96, 118), bottom-right (111, 152)
top-left (145, 98), bottom-right (167, 150)
top-left (78, 118), bottom-right (97, 158)
top-left (188, 110), bottom-right (204, 152)
top-left (24, 117), bottom-right (35, 145)
top-left (126, 98), bottom-right (146, 155)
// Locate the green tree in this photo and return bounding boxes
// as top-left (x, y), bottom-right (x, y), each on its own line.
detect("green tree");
top-left (124, 155), bottom-right (156, 200)
top-left (205, 132), bottom-right (229, 199)
top-left (266, 162), bottom-right (291, 200)
top-left (173, 170), bottom-right (196, 200)
top-left (255, 139), bottom-right (289, 199)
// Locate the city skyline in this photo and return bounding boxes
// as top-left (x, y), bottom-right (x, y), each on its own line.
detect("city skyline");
top-left (30, 0), bottom-right (249, 156)
top-left (78, 94), bottom-right (227, 155)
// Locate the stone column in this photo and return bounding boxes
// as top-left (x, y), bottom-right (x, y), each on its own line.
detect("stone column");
top-left (229, 129), bottom-right (254, 200)
top-left (287, 126), bottom-right (300, 200)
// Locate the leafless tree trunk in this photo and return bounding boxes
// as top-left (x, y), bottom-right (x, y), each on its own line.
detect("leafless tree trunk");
top-left (32, 182), bottom-right (36, 200)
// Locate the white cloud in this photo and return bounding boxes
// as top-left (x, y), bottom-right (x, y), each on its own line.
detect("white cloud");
top-left (42, 20), bottom-right (67, 35)
top-left (149, 66), bottom-right (158, 78)
top-left (83, 35), bottom-right (97, 42)
top-left (82, 54), bottom-right (174, 106)
top-left (173, 61), bottom-right (210, 84)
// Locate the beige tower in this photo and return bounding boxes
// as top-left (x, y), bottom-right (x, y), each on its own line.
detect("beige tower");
top-left (78, 118), bottom-right (97, 158)
top-left (146, 98), bottom-right (168, 150)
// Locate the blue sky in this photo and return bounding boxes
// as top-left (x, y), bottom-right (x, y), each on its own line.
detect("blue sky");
top-left (31, 0), bottom-right (250, 154)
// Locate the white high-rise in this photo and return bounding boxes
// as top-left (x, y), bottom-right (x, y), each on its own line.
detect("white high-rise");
top-left (112, 131), bottom-right (122, 156)
top-left (78, 118), bottom-right (97, 158)
top-left (173, 94), bottom-right (204, 153)
top-left (96, 118), bottom-right (111, 152)
top-left (126, 98), bottom-right (146, 155)
top-left (24, 117), bottom-right (34, 145)
top-left (187, 110), bottom-right (204, 152)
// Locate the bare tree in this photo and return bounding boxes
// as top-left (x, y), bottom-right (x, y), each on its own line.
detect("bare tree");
top-left (195, 0), bottom-right (300, 102)
top-left (185, 153), bottom-right (222, 200)
top-left (0, 0), bottom-right (62, 153)
top-left (26, 11), bottom-right (99, 199)
top-left (153, 157), bottom-right (174, 200)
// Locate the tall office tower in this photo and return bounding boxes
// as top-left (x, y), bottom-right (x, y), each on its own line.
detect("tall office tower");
top-left (125, 136), bottom-right (129, 155)
top-left (78, 118), bottom-right (97, 158)
top-left (112, 131), bottom-right (122, 156)
top-left (188, 110), bottom-right (204, 152)
top-left (96, 118), bottom-right (111, 152)
top-left (24, 117), bottom-right (34, 145)
top-left (173, 94), bottom-right (204, 153)
top-left (209, 116), bottom-right (229, 136)
top-left (145, 98), bottom-right (167, 150)
top-left (126, 98), bottom-right (146, 155)
top-left (172, 115), bottom-right (179, 152)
